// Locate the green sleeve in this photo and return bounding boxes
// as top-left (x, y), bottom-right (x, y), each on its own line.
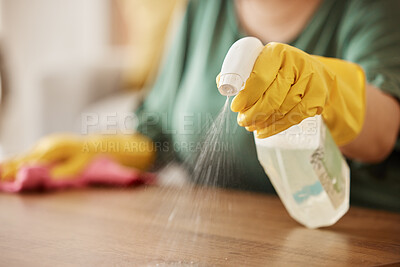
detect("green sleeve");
top-left (134, 1), bottom-right (195, 161)
top-left (339, 0), bottom-right (400, 100)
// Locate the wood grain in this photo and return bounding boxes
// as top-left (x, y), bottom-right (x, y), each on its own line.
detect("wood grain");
top-left (0, 186), bottom-right (399, 266)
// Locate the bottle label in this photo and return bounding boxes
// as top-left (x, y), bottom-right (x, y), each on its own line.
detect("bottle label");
top-left (310, 125), bottom-right (348, 209)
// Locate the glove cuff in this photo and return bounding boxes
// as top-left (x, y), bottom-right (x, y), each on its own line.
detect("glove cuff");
top-left (313, 56), bottom-right (366, 146)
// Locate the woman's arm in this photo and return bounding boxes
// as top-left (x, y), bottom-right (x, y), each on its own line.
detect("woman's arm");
top-left (340, 84), bottom-right (400, 163)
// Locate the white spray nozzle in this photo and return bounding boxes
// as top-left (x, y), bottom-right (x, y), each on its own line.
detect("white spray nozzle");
top-left (218, 37), bottom-right (264, 96)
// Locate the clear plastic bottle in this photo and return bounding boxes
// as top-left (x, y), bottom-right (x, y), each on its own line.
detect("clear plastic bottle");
top-left (218, 37), bottom-right (350, 228)
top-left (254, 116), bottom-right (349, 228)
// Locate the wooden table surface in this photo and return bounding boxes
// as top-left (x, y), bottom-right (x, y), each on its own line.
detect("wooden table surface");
top-left (0, 185), bottom-right (399, 266)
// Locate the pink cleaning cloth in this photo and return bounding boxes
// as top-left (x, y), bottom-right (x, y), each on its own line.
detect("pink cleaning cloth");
top-left (0, 156), bottom-right (155, 193)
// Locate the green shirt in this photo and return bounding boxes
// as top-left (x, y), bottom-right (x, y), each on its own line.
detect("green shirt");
top-left (137, 0), bottom-right (400, 211)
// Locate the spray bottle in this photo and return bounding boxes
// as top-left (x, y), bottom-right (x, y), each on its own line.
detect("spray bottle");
top-left (218, 37), bottom-right (350, 228)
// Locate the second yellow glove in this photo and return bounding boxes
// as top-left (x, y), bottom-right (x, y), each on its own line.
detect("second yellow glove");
top-left (1, 133), bottom-right (156, 181)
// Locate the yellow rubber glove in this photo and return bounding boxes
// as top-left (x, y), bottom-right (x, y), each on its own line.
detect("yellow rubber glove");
top-left (81, 134), bottom-right (156, 170)
top-left (1, 133), bottom-right (156, 181)
top-left (230, 42), bottom-right (366, 146)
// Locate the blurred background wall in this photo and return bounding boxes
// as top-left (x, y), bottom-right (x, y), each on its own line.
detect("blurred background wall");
top-left (0, 0), bottom-right (185, 159)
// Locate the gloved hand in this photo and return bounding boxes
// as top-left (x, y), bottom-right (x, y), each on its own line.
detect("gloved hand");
top-left (229, 42), bottom-right (366, 146)
top-left (1, 133), bottom-right (156, 182)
